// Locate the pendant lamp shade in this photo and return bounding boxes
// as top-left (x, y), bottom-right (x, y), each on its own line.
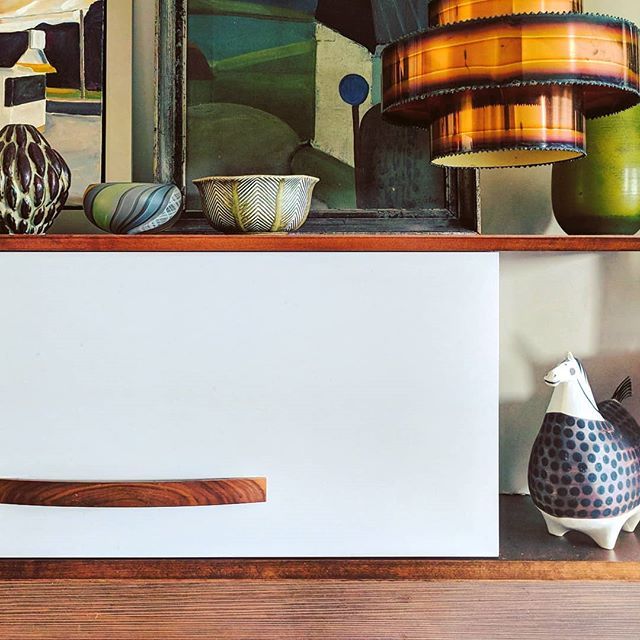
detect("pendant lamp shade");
top-left (381, 0), bottom-right (640, 168)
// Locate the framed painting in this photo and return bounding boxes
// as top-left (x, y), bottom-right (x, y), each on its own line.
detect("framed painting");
top-left (0, 0), bottom-right (132, 208)
top-left (155, 0), bottom-right (479, 233)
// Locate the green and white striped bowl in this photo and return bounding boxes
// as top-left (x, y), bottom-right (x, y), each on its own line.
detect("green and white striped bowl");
top-left (83, 182), bottom-right (182, 234)
top-left (193, 175), bottom-right (319, 233)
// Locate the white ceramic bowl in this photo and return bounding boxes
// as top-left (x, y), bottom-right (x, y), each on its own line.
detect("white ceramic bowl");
top-left (193, 174), bottom-right (319, 233)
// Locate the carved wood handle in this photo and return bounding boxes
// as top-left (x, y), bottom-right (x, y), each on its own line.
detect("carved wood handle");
top-left (0, 478), bottom-right (266, 508)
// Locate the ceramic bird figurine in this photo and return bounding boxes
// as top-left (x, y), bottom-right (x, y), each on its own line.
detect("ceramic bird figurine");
top-left (528, 353), bottom-right (640, 549)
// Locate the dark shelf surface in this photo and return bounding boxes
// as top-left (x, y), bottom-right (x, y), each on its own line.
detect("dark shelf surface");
top-left (1, 234), bottom-right (640, 252)
top-left (500, 495), bottom-right (640, 562)
top-left (0, 496), bottom-right (638, 581)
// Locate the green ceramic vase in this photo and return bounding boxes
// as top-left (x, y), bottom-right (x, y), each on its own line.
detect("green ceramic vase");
top-left (552, 106), bottom-right (640, 235)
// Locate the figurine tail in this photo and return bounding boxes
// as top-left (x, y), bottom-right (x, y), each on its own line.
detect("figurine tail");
top-left (612, 377), bottom-right (633, 403)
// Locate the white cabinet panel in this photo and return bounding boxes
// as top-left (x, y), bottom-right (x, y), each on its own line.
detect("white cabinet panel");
top-left (0, 252), bottom-right (498, 557)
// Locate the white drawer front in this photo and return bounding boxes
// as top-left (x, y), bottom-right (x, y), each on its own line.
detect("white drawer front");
top-left (0, 252), bottom-right (498, 557)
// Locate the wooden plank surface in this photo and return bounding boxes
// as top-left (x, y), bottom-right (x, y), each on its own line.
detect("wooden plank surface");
top-left (0, 558), bottom-right (638, 581)
top-left (0, 497), bottom-right (639, 637)
top-left (1, 234), bottom-right (640, 252)
top-left (0, 478), bottom-right (266, 508)
top-left (0, 580), bottom-right (639, 639)
top-left (0, 498), bottom-right (638, 580)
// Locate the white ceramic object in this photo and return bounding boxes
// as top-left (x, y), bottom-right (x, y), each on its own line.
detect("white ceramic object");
top-left (528, 353), bottom-right (640, 549)
top-left (539, 504), bottom-right (640, 550)
top-left (193, 174), bottom-right (319, 233)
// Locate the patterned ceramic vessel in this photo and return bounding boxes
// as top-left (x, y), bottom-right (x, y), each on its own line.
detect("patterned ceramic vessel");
top-left (193, 175), bottom-right (319, 233)
top-left (83, 183), bottom-right (182, 234)
top-left (0, 124), bottom-right (70, 234)
top-left (528, 353), bottom-right (640, 549)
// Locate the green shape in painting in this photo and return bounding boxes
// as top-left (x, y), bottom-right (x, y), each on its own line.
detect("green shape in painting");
top-left (291, 145), bottom-right (355, 209)
top-left (212, 40), bottom-right (316, 140)
top-left (188, 14), bottom-right (316, 140)
top-left (188, 0), bottom-right (316, 21)
top-left (186, 102), bottom-right (300, 209)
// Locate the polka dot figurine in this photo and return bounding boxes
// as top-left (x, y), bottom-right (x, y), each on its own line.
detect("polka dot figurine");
top-left (528, 353), bottom-right (640, 549)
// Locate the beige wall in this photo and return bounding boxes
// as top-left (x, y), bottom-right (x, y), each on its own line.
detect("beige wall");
top-left (131, 0), bottom-right (155, 184)
top-left (499, 253), bottom-right (640, 493)
top-left (496, 0), bottom-right (640, 493)
top-left (482, 0), bottom-right (640, 236)
top-left (50, 0), bottom-right (640, 495)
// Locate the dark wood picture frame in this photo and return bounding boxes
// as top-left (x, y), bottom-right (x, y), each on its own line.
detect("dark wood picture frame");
top-left (153, 0), bottom-right (481, 234)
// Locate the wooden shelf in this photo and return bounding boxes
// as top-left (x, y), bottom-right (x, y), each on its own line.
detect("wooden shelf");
top-left (0, 478), bottom-right (266, 508)
top-left (0, 497), bottom-right (636, 639)
top-left (1, 234), bottom-right (640, 252)
top-left (0, 497), bottom-right (637, 580)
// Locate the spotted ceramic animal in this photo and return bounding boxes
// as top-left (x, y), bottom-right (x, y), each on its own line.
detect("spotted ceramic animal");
top-left (0, 124), bottom-right (70, 234)
top-left (528, 353), bottom-right (640, 549)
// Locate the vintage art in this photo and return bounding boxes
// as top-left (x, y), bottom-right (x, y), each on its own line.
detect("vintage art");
top-left (156, 0), bottom-right (479, 232)
top-left (552, 106), bottom-right (640, 236)
top-left (0, 124), bottom-right (71, 234)
top-left (528, 353), bottom-right (640, 549)
top-left (83, 182), bottom-right (183, 235)
top-left (194, 174), bottom-right (319, 232)
top-left (382, 0), bottom-right (640, 169)
top-left (0, 0), bottom-right (105, 205)
top-left (185, 0), bottom-right (437, 211)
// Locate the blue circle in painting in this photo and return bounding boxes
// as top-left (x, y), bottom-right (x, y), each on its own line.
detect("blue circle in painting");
top-left (339, 74), bottom-right (370, 106)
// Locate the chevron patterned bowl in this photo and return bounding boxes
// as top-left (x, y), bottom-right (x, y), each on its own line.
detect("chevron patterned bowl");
top-left (193, 175), bottom-right (319, 233)
top-left (83, 183), bottom-right (182, 235)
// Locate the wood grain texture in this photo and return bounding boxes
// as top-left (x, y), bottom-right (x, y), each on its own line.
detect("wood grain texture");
top-left (0, 497), bottom-right (638, 581)
top-left (2, 234), bottom-right (640, 252)
top-left (0, 581), bottom-right (639, 639)
top-left (0, 478), bottom-right (266, 508)
top-left (0, 499), bottom-right (639, 637)
top-left (0, 559), bottom-right (638, 581)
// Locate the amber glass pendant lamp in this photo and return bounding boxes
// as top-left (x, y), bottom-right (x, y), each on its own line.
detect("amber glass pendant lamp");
top-left (381, 0), bottom-right (640, 168)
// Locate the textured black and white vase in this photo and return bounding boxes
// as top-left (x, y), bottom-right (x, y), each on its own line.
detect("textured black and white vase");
top-left (528, 353), bottom-right (640, 549)
top-left (0, 124), bottom-right (71, 234)
top-left (193, 175), bottom-right (319, 233)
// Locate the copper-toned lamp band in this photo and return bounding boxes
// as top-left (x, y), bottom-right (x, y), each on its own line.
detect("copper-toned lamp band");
top-left (382, 13), bottom-right (640, 123)
top-left (429, 86), bottom-right (586, 167)
top-left (428, 0), bottom-right (583, 26)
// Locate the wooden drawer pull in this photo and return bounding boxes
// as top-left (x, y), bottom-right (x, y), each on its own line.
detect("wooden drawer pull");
top-left (0, 478), bottom-right (266, 508)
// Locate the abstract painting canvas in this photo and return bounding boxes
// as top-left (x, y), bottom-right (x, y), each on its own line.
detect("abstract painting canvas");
top-left (184, 0), bottom-right (455, 217)
top-left (0, 0), bottom-right (106, 205)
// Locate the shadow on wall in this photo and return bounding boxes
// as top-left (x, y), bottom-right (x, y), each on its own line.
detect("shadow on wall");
top-left (500, 253), bottom-right (640, 493)
top-left (481, 166), bottom-right (566, 235)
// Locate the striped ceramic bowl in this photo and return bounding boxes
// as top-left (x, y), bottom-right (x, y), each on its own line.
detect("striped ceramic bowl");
top-left (83, 183), bottom-right (182, 234)
top-left (193, 175), bottom-right (319, 233)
